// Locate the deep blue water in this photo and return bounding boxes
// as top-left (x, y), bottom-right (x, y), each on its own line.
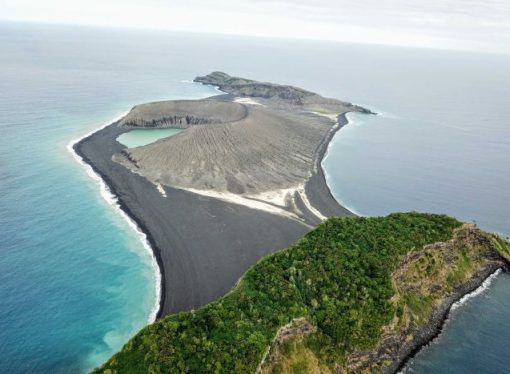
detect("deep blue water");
top-left (0, 21), bottom-right (508, 373)
top-left (403, 272), bottom-right (510, 373)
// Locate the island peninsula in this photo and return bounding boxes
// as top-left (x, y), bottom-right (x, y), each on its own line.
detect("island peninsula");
top-left (74, 72), bottom-right (371, 317)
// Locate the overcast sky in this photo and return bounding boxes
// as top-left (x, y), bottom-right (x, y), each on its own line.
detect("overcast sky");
top-left (3, 0), bottom-right (510, 54)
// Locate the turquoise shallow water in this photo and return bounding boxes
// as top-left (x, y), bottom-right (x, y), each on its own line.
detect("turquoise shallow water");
top-left (1, 21), bottom-right (509, 373)
top-left (0, 23), bottom-right (218, 373)
top-left (116, 128), bottom-right (182, 148)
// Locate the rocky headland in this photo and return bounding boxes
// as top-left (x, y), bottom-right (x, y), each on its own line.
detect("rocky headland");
top-left (92, 214), bottom-right (510, 373)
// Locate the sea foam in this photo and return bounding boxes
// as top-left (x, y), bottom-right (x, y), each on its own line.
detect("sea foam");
top-left (321, 112), bottom-right (364, 216)
top-left (66, 113), bottom-right (161, 324)
top-left (450, 269), bottom-right (501, 311)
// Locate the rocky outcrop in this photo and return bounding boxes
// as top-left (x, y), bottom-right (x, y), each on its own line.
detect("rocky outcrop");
top-left (194, 71), bottom-right (374, 114)
top-left (195, 71), bottom-right (315, 105)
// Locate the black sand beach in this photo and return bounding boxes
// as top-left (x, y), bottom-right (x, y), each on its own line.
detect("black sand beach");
top-left (74, 75), bottom-right (362, 317)
top-left (305, 113), bottom-right (354, 219)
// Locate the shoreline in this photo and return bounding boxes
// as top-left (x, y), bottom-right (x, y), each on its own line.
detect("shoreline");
top-left (392, 264), bottom-right (507, 374)
top-left (398, 269), bottom-right (503, 373)
top-left (450, 269), bottom-right (502, 311)
top-left (313, 112), bottom-right (355, 215)
top-left (301, 111), bottom-right (357, 220)
top-left (68, 114), bottom-right (163, 322)
top-left (320, 111), bottom-right (364, 217)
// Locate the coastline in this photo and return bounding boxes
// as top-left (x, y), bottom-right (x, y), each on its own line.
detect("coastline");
top-left (67, 114), bottom-right (163, 322)
top-left (305, 111), bottom-right (356, 219)
top-left (320, 111), bottom-right (365, 217)
top-left (450, 269), bottom-right (502, 311)
top-left (393, 264), bottom-right (507, 374)
top-left (398, 269), bottom-right (503, 373)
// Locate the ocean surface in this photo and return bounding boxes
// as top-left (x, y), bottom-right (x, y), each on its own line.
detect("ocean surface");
top-left (0, 22), bottom-right (508, 373)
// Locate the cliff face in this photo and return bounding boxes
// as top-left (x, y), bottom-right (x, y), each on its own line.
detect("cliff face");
top-left (346, 224), bottom-right (507, 373)
top-left (118, 99), bottom-right (248, 128)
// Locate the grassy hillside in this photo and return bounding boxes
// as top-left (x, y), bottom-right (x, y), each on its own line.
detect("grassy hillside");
top-left (93, 213), bottom-right (508, 373)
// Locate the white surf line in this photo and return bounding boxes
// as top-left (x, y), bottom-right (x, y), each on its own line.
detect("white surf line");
top-left (67, 113), bottom-right (162, 324)
top-left (320, 112), bottom-right (364, 217)
top-left (234, 97), bottom-right (264, 106)
top-left (451, 268), bottom-right (502, 311)
top-left (398, 268), bottom-right (503, 374)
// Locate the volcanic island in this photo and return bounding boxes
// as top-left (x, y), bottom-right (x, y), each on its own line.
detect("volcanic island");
top-left (75, 72), bottom-right (372, 316)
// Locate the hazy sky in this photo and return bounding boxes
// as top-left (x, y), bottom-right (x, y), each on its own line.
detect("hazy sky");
top-left (3, 0), bottom-right (510, 53)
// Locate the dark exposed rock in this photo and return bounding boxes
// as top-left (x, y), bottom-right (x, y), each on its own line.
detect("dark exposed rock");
top-left (195, 71), bottom-right (375, 114)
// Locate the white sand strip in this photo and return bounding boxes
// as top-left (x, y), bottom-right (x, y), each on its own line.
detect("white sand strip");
top-left (308, 111), bottom-right (339, 121)
top-left (234, 97), bottom-right (263, 106)
top-left (156, 183), bottom-right (167, 198)
top-left (186, 184), bottom-right (327, 223)
top-left (185, 188), bottom-right (303, 222)
top-left (297, 186), bottom-right (328, 221)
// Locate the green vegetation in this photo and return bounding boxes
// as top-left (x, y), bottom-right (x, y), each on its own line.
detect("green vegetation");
top-left (94, 213), bottom-right (507, 374)
top-left (492, 236), bottom-right (510, 262)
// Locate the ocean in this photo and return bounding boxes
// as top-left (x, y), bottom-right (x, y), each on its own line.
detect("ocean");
top-left (0, 22), bottom-right (508, 373)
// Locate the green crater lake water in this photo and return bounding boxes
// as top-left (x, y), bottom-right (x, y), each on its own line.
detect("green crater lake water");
top-left (117, 128), bottom-right (182, 148)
